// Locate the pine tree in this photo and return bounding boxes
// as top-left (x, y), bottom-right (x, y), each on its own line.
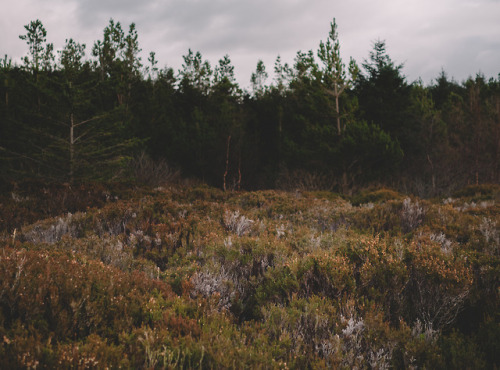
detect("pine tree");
top-left (317, 18), bottom-right (359, 135)
top-left (356, 40), bottom-right (412, 148)
top-left (251, 60), bottom-right (268, 97)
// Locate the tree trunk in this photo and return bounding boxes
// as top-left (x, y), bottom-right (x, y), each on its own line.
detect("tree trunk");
top-left (4, 78), bottom-right (8, 108)
top-left (335, 84), bottom-right (341, 135)
top-left (427, 154), bottom-right (436, 195)
top-left (70, 113), bottom-right (75, 183)
top-left (237, 151), bottom-right (242, 191)
top-left (223, 135), bottom-right (231, 192)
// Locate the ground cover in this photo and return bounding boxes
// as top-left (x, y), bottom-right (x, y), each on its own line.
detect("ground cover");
top-left (1, 183), bottom-right (498, 368)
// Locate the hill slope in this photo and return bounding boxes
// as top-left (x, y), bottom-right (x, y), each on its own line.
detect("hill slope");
top-left (1, 184), bottom-right (499, 368)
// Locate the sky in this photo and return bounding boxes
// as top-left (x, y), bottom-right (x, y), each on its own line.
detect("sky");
top-left (1, 0), bottom-right (499, 89)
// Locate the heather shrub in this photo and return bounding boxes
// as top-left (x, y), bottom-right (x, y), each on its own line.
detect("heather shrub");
top-left (457, 251), bottom-right (499, 337)
top-left (300, 198), bottom-right (353, 233)
top-left (1, 182), bottom-right (498, 368)
top-left (350, 200), bottom-right (403, 234)
top-left (132, 151), bottom-right (180, 186)
top-left (56, 334), bottom-right (128, 368)
top-left (183, 184), bottom-right (226, 202)
top-left (0, 246), bottom-right (218, 368)
top-left (261, 297), bottom-right (403, 368)
top-left (350, 197), bottom-right (427, 235)
top-left (197, 311), bottom-right (279, 368)
top-left (0, 181), bottom-right (131, 233)
top-left (392, 319), bottom-right (443, 368)
top-left (261, 295), bottom-right (341, 366)
top-left (339, 308), bottom-right (399, 370)
top-left (17, 212), bottom-right (89, 244)
top-left (438, 329), bottom-right (487, 369)
top-left (403, 238), bottom-right (473, 330)
top-left (475, 317), bottom-right (500, 366)
top-left (276, 169), bottom-right (336, 191)
top-left (223, 209), bottom-right (255, 236)
top-left (294, 252), bottom-right (355, 299)
top-left (452, 183), bottom-right (500, 202)
top-left (478, 217), bottom-right (500, 255)
top-left (304, 190), bottom-right (343, 202)
top-left (0, 247), bottom-right (174, 341)
top-left (354, 237), bottom-right (409, 323)
top-left (57, 235), bottom-right (159, 275)
top-left (351, 187), bottom-right (403, 206)
top-left (401, 197), bottom-right (426, 233)
top-left (253, 266), bottom-right (300, 315)
top-left (232, 190), bottom-right (269, 209)
top-left (429, 231), bottom-right (454, 254)
top-left (422, 204), bottom-right (476, 246)
top-left (262, 190), bottom-right (307, 217)
top-left (190, 237), bottom-right (278, 321)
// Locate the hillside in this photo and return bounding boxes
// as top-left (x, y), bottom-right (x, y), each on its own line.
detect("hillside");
top-left (1, 183), bottom-right (499, 368)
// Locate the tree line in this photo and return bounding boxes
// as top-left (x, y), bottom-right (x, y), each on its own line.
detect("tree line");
top-left (1, 18), bottom-right (499, 195)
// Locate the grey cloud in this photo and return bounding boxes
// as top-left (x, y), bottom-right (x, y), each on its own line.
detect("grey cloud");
top-left (75, 0), bottom-right (327, 51)
top-left (2, 0), bottom-right (498, 87)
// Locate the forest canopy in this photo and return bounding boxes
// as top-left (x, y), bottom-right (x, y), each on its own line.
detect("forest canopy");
top-left (1, 18), bottom-right (499, 195)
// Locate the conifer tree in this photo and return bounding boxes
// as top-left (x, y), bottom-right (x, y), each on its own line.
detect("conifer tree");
top-left (179, 49), bottom-right (212, 94)
top-left (19, 20), bottom-right (54, 75)
top-left (273, 55), bottom-right (292, 95)
top-left (251, 60), bottom-right (268, 97)
top-left (317, 18), bottom-right (359, 135)
top-left (356, 40), bottom-right (412, 148)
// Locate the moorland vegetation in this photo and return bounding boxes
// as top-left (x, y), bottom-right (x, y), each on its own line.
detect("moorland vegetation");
top-left (0, 182), bottom-right (499, 368)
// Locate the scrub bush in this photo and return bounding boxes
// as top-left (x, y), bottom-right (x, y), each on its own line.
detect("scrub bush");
top-left (0, 183), bottom-right (498, 368)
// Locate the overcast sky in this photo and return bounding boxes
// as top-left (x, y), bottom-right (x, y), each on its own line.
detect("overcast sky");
top-left (1, 0), bottom-right (499, 89)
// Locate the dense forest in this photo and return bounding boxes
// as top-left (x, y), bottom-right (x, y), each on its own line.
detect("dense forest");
top-left (1, 18), bottom-right (499, 195)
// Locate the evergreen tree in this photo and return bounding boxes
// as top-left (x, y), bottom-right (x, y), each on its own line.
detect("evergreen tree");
top-left (174, 50), bottom-right (214, 180)
top-left (335, 120), bottom-right (403, 190)
top-left (429, 70), bottom-right (461, 110)
top-left (92, 20), bottom-right (142, 109)
top-left (0, 55), bottom-right (16, 178)
top-left (355, 40), bottom-right (412, 150)
top-left (9, 20), bottom-right (59, 178)
top-left (19, 20), bottom-right (54, 76)
top-left (407, 82), bottom-right (449, 194)
top-left (57, 38), bottom-right (136, 182)
top-left (317, 18), bottom-right (359, 135)
top-left (250, 60), bottom-right (268, 98)
top-left (212, 55), bottom-right (242, 189)
top-left (462, 75), bottom-right (497, 184)
top-left (273, 55), bottom-right (292, 95)
top-left (179, 49), bottom-right (212, 94)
